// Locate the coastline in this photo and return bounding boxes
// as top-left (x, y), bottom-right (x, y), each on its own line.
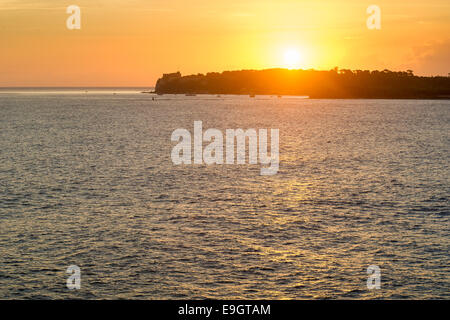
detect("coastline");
top-left (154, 69), bottom-right (450, 99)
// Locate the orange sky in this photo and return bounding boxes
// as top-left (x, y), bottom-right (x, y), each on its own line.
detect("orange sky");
top-left (0, 0), bottom-right (449, 86)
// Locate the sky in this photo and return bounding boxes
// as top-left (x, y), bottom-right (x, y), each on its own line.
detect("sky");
top-left (0, 0), bottom-right (449, 86)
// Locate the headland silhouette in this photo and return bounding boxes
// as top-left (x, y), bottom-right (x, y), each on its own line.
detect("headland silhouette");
top-left (154, 68), bottom-right (450, 99)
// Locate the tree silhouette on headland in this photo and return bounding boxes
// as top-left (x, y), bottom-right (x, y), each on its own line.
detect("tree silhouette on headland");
top-left (155, 68), bottom-right (450, 99)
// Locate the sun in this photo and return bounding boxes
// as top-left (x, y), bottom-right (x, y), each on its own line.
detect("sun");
top-left (283, 49), bottom-right (302, 69)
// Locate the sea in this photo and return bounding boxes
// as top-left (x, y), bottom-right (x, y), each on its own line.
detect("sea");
top-left (0, 88), bottom-right (448, 299)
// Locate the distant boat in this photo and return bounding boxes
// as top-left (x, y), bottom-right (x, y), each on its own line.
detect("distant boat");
top-left (277, 95), bottom-right (282, 98)
top-left (249, 94), bottom-right (255, 98)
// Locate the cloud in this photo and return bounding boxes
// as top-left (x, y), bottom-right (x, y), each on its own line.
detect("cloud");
top-left (403, 39), bottom-right (450, 76)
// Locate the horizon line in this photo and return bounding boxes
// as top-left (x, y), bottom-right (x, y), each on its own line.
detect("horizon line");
top-left (0, 86), bottom-right (154, 89)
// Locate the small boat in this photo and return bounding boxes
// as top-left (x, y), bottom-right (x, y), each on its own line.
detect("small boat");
top-left (277, 95), bottom-right (282, 98)
top-left (249, 94), bottom-right (255, 98)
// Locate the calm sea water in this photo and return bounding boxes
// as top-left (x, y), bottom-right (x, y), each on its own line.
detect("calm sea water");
top-left (0, 91), bottom-right (449, 299)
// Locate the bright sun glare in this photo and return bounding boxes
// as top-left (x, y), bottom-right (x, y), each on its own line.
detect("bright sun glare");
top-left (284, 49), bottom-right (302, 69)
